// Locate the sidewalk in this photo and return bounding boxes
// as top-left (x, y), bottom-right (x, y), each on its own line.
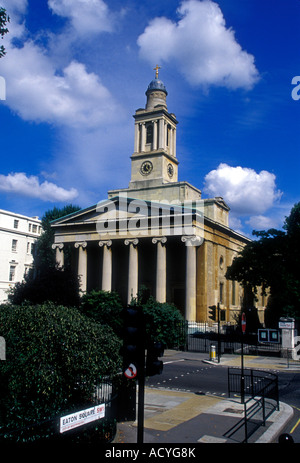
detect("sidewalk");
top-left (114, 351), bottom-right (296, 444)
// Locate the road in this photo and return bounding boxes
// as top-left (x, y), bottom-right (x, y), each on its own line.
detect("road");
top-left (277, 370), bottom-right (300, 443)
top-left (145, 355), bottom-right (300, 443)
top-left (146, 357), bottom-right (228, 396)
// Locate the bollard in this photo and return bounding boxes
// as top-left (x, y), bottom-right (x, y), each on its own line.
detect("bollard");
top-left (209, 344), bottom-right (216, 361)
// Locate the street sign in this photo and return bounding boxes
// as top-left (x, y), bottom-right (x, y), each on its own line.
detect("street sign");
top-left (60, 403), bottom-right (105, 433)
top-left (279, 321), bottom-right (294, 329)
top-left (241, 312), bottom-right (246, 334)
top-left (124, 363), bottom-right (137, 379)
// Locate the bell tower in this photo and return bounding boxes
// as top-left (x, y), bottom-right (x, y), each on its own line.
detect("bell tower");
top-left (129, 66), bottom-right (179, 189)
top-left (108, 67), bottom-right (202, 202)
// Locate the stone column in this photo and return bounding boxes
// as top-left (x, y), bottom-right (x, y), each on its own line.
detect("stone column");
top-left (99, 240), bottom-right (112, 291)
top-left (125, 238), bottom-right (139, 304)
top-left (134, 123), bottom-right (139, 153)
top-left (75, 241), bottom-right (87, 294)
top-left (181, 236), bottom-right (202, 321)
top-left (152, 237), bottom-right (167, 303)
top-left (52, 243), bottom-right (64, 268)
top-left (172, 128), bottom-right (176, 157)
top-left (141, 123), bottom-right (146, 152)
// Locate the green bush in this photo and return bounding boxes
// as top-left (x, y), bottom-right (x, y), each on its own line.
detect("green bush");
top-left (79, 290), bottom-right (123, 336)
top-left (138, 296), bottom-right (186, 349)
top-left (0, 302), bottom-right (121, 442)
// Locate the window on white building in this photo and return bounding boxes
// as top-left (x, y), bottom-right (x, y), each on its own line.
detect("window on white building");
top-left (32, 224), bottom-right (37, 233)
top-left (12, 239), bottom-right (18, 252)
top-left (14, 219), bottom-right (19, 229)
top-left (9, 265), bottom-right (16, 282)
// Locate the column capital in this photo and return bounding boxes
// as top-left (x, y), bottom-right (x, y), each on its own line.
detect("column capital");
top-left (99, 240), bottom-right (112, 247)
top-left (52, 243), bottom-right (64, 250)
top-left (152, 236), bottom-right (167, 245)
top-left (74, 241), bottom-right (87, 249)
top-left (181, 235), bottom-right (203, 246)
top-left (124, 238), bottom-right (139, 246)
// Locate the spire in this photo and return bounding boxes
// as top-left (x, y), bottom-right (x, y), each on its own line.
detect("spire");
top-left (145, 66), bottom-right (167, 110)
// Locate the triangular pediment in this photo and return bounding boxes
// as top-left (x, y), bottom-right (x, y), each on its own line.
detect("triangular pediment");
top-left (51, 194), bottom-right (205, 228)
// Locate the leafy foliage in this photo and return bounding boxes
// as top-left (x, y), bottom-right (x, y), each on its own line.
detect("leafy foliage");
top-left (79, 290), bottom-right (124, 336)
top-left (8, 266), bottom-right (81, 307)
top-left (0, 302), bottom-right (121, 442)
top-left (130, 288), bottom-right (185, 348)
top-left (0, 7), bottom-right (9, 58)
top-left (141, 297), bottom-right (186, 348)
top-left (226, 202), bottom-right (300, 326)
top-left (36, 204), bottom-right (81, 272)
top-left (8, 204), bottom-right (81, 306)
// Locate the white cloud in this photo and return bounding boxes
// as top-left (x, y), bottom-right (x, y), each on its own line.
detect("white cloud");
top-left (2, 41), bottom-right (121, 128)
top-left (204, 163), bottom-right (282, 217)
top-left (1, 0), bottom-right (28, 15)
top-left (137, 0), bottom-right (259, 90)
top-left (0, 173), bottom-right (78, 202)
top-left (48, 0), bottom-right (114, 34)
top-left (0, 2), bottom-right (122, 129)
top-left (246, 215), bottom-right (278, 230)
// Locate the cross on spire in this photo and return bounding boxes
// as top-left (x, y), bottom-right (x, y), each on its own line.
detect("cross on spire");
top-left (153, 64), bottom-right (161, 79)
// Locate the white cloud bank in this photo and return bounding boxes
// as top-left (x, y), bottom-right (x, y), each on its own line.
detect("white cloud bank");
top-left (0, 173), bottom-right (78, 202)
top-left (204, 163), bottom-right (282, 230)
top-left (138, 0), bottom-right (259, 90)
top-left (0, 0), bottom-right (121, 128)
top-left (48, 0), bottom-right (115, 35)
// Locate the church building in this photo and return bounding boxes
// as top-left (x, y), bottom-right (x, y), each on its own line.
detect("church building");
top-left (51, 69), bottom-right (254, 324)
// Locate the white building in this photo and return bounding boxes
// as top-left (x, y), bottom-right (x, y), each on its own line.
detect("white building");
top-left (0, 209), bottom-right (42, 302)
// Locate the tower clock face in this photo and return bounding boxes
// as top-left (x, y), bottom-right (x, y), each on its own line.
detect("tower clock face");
top-left (140, 160), bottom-right (153, 176)
top-left (167, 163), bottom-right (174, 178)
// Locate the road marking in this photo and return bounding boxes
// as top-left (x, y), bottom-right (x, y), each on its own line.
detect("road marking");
top-left (163, 359), bottom-right (185, 365)
top-left (290, 406), bottom-right (300, 434)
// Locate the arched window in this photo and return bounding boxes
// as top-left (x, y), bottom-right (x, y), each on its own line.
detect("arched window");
top-left (146, 124), bottom-right (153, 144)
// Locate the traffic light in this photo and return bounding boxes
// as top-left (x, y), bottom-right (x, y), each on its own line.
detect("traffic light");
top-left (122, 306), bottom-right (144, 377)
top-left (146, 341), bottom-right (164, 376)
top-left (208, 305), bottom-right (216, 321)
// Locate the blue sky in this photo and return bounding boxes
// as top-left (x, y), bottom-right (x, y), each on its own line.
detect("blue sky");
top-left (0, 0), bottom-right (299, 237)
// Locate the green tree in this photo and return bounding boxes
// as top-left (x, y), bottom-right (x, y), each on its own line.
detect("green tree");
top-left (0, 7), bottom-right (9, 58)
top-left (35, 204), bottom-right (81, 272)
top-left (130, 287), bottom-right (186, 349)
top-left (0, 302), bottom-right (122, 442)
top-left (79, 290), bottom-right (124, 336)
top-left (226, 202), bottom-right (300, 326)
top-left (8, 204), bottom-right (81, 306)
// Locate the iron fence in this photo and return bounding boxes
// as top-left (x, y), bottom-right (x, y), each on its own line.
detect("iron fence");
top-left (228, 367), bottom-right (279, 402)
top-left (225, 368), bottom-right (279, 443)
top-left (175, 321), bottom-right (282, 357)
top-left (224, 368), bottom-right (279, 442)
top-left (0, 374), bottom-right (121, 444)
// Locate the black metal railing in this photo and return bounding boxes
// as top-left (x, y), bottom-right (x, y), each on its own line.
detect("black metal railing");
top-left (0, 375), bottom-right (120, 444)
top-left (175, 321), bottom-right (282, 357)
top-left (225, 368), bottom-right (279, 443)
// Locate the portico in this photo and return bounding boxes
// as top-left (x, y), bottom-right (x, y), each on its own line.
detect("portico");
top-left (51, 195), bottom-right (203, 320)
